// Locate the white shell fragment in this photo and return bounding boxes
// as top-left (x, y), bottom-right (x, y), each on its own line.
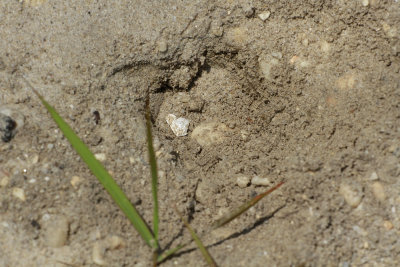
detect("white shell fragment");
top-left (12, 187), bottom-right (26, 201)
top-left (166, 114), bottom-right (190, 137)
top-left (258, 11), bottom-right (271, 21)
top-left (251, 176), bottom-right (270, 186)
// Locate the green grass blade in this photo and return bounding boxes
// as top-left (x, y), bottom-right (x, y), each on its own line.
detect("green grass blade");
top-left (156, 244), bottom-right (186, 263)
top-left (212, 182), bottom-right (284, 229)
top-left (145, 97), bottom-right (159, 241)
top-left (26, 80), bottom-right (157, 249)
top-left (175, 207), bottom-right (218, 267)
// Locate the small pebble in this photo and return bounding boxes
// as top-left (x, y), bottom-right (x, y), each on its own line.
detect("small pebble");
top-left (44, 215), bottom-right (69, 247)
top-left (30, 154), bottom-right (39, 164)
top-left (12, 187), bottom-right (26, 201)
top-left (157, 40), bottom-right (168, 53)
top-left (240, 130), bottom-right (249, 141)
top-left (251, 176), bottom-right (270, 186)
top-left (105, 235), bottom-right (126, 250)
top-left (92, 242), bottom-right (107, 266)
top-left (259, 55), bottom-right (279, 81)
top-left (340, 183), bottom-right (363, 208)
top-left (383, 220), bottom-right (393, 230)
top-left (258, 11), bottom-right (271, 21)
top-left (70, 175), bottom-right (82, 189)
top-left (0, 113), bottom-right (17, 142)
top-left (0, 175), bottom-right (9, 187)
top-left (236, 175), bottom-right (250, 188)
top-left (371, 182), bottom-right (386, 201)
top-left (95, 153), bottom-right (107, 162)
top-left (166, 114), bottom-right (190, 137)
top-left (369, 171), bottom-right (379, 181)
top-left (361, 0), bottom-right (369, 6)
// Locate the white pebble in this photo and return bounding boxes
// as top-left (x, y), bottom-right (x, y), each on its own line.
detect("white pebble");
top-left (236, 175), bottom-right (250, 188)
top-left (369, 171), bottom-right (379, 180)
top-left (44, 215), bottom-right (69, 247)
top-left (340, 183), bottom-right (363, 208)
top-left (258, 11), bottom-right (271, 21)
top-left (251, 176), bottom-right (270, 186)
top-left (95, 153), bottom-right (107, 162)
top-left (361, 0), bottom-right (369, 6)
top-left (166, 114), bottom-right (190, 137)
top-left (12, 187), bottom-right (26, 201)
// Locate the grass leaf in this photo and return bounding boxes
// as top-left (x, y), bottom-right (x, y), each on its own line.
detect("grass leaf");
top-left (212, 182), bottom-right (284, 229)
top-left (175, 207), bottom-right (218, 267)
top-left (26, 79), bottom-right (157, 249)
top-left (145, 96), bottom-right (160, 241)
top-left (156, 244), bottom-right (186, 264)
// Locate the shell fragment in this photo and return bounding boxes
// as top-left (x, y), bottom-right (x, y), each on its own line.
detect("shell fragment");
top-left (166, 114), bottom-right (190, 136)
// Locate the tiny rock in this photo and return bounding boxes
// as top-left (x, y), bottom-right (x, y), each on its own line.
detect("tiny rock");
top-left (95, 153), bottom-right (107, 162)
top-left (259, 55), bottom-right (280, 81)
top-left (211, 24), bottom-right (224, 37)
top-left (166, 114), bottom-right (190, 137)
top-left (371, 182), bottom-right (386, 201)
top-left (258, 11), bottom-right (271, 21)
top-left (319, 40), bottom-right (331, 54)
top-left (0, 112), bottom-right (17, 142)
top-left (236, 175), bottom-right (250, 188)
top-left (251, 176), bottom-right (270, 186)
top-left (105, 235), bottom-right (126, 250)
top-left (369, 171), bottom-right (379, 181)
top-left (0, 107), bottom-right (24, 142)
top-left (44, 215), bottom-right (70, 247)
top-left (157, 40), bottom-right (168, 53)
top-left (70, 175), bottom-right (82, 189)
top-left (92, 242), bottom-right (107, 266)
top-left (339, 183), bottom-right (363, 208)
top-left (12, 187), bottom-right (26, 201)
top-left (383, 220), bottom-right (393, 230)
top-left (0, 175), bottom-right (9, 187)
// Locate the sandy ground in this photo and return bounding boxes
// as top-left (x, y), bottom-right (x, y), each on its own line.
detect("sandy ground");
top-left (1, 0), bottom-right (400, 266)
